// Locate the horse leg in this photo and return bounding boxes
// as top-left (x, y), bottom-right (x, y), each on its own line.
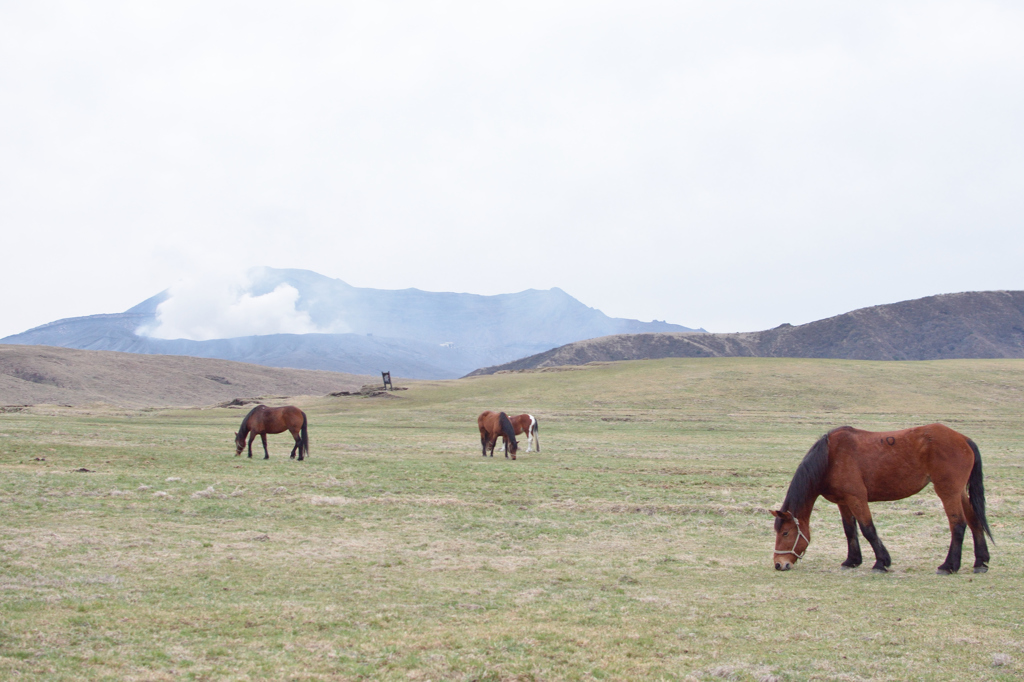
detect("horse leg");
top-left (846, 497), bottom-right (891, 571)
top-left (503, 437), bottom-right (509, 459)
top-left (247, 432), bottom-right (256, 458)
top-left (935, 486), bottom-right (968, 575)
top-left (290, 428), bottom-right (299, 459)
top-left (838, 504), bottom-right (863, 568)
top-left (261, 433), bottom-right (269, 460)
top-left (961, 490), bottom-right (990, 573)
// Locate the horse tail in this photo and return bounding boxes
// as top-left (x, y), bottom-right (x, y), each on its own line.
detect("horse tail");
top-left (300, 412), bottom-right (310, 458)
top-left (531, 416), bottom-right (539, 452)
top-left (499, 412), bottom-right (517, 449)
top-left (966, 438), bottom-right (993, 540)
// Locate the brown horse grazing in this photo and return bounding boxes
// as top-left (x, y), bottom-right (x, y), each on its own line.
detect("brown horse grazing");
top-left (478, 411), bottom-right (518, 460)
top-left (771, 424), bottom-right (991, 574)
top-left (235, 405), bottom-right (309, 460)
top-left (508, 414), bottom-right (540, 454)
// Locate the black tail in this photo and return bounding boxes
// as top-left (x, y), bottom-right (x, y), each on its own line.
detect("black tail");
top-left (966, 438), bottom-right (993, 540)
top-left (300, 412), bottom-right (309, 458)
top-left (532, 418), bottom-right (540, 452)
top-left (499, 412), bottom-right (518, 453)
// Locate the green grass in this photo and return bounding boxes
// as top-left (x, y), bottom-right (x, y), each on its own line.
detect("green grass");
top-left (1, 357), bottom-right (1023, 680)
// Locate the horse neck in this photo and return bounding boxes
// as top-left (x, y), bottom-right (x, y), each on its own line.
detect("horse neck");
top-left (781, 476), bottom-right (823, 525)
top-left (782, 474), bottom-right (823, 521)
top-left (239, 406), bottom-right (263, 438)
top-left (788, 498), bottom-right (818, 525)
top-left (782, 434), bottom-right (830, 522)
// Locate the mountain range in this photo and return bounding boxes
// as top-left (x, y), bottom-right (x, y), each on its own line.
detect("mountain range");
top-left (467, 290), bottom-right (1024, 374)
top-left (1, 268), bottom-right (697, 379)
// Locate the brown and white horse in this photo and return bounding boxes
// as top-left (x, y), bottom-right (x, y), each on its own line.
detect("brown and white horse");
top-left (771, 424), bottom-right (991, 574)
top-left (235, 405), bottom-right (309, 460)
top-left (508, 414), bottom-right (539, 453)
top-left (477, 411), bottom-right (518, 460)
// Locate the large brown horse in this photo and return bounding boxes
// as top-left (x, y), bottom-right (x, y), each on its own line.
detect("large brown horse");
top-left (771, 424), bottom-right (991, 574)
top-left (478, 411), bottom-right (518, 460)
top-left (235, 405), bottom-right (309, 460)
top-left (508, 414), bottom-right (540, 453)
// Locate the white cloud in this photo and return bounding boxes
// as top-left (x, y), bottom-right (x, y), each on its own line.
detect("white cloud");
top-left (141, 271), bottom-right (320, 341)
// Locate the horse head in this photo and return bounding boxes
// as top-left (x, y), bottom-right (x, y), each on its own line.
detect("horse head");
top-left (771, 510), bottom-right (810, 571)
top-left (234, 431), bottom-right (245, 456)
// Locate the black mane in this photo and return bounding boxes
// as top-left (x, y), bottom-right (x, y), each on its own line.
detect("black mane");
top-left (780, 431), bottom-right (832, 516)
top-left (498, 412), bottom-right (518, 451)
top-left (236, 405), bottom-right (263, 440)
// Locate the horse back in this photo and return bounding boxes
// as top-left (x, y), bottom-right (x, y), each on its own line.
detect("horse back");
top-left (825, 424), bottom-right (975, 502)
top-left (478, 411), bottom-right (498, 434)
top-left (253, 405), bottom-right (304, 435)
top-left (508, 414), bottom-right (530, 434)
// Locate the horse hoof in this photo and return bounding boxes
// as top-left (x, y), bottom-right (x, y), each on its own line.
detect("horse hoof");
top-left (973, 565), bottom-right (988, 574)
top-left (872, 566), bottom-right (889, 573)
top-left (935, 567), bottom-right (955, 575)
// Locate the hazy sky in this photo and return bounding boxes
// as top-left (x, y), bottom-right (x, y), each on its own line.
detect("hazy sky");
top-left (3, 1), bottom-right (1023, 339)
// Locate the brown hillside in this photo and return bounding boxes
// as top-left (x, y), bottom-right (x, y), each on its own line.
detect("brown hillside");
top-left (0, 345), bottom-right (371, 408)
top-left (466, 290), bottom-right (1024, 375)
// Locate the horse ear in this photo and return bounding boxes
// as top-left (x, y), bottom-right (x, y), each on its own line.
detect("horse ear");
top-left (770, 510), bottom-right (782, 518)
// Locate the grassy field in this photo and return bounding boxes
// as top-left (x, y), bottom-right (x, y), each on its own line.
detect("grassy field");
top-left (1, 357), bottom-right (1023, 681)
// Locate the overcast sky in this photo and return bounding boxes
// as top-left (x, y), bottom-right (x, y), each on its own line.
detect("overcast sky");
top-left (2, 1), bottom-right (1023, 339)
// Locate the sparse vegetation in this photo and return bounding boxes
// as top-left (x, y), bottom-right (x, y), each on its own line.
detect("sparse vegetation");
top-left (1, 358), bottom-right (1023, 680)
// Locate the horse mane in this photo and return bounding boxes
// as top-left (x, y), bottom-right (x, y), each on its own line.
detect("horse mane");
top-left (498, 412), bottom-right (517, 447)
top-left (237, 405), bottom-right (263, 440)
top-left (781, 431), bottom-right (832, 515)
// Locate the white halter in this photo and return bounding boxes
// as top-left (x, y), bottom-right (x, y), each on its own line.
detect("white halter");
top-left (774, 516), bottom-right (810, 561)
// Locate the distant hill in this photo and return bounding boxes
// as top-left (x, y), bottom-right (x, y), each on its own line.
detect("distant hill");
top-left (465, 290), bottom-right (1024, 375)
top-left (1, 268), bottom-right (699, 379)
top-left (0, 345), bottom-right (369, 408)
